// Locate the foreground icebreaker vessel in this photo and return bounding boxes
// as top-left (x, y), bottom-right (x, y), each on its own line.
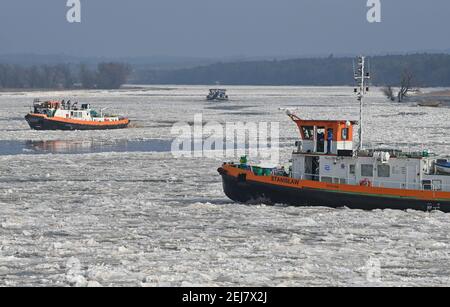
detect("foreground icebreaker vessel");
top-left (218, 57), bottom-right (450, 212)
top-left (25, 100), bottom-right (129, 130)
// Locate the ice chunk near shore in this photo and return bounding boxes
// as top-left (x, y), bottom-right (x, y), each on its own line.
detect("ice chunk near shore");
top-left (65, 257), bottom-right (87, 287)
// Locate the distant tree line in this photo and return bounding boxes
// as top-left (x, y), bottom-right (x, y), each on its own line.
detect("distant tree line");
top-left (0, 62), bottom-right (131, 89)
top-left (80, 63), bottom-right (132, 89)
top-left (2, 54), bottom-right (450, 88)
top-left (135, 54), bottom-right (450, 87)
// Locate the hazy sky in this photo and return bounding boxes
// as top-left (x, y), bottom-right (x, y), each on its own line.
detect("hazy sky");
top-left (0, 0), bottom-right (449, 58)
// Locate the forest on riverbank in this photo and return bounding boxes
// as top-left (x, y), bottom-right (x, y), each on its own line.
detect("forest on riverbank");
top-left (0, 62), bottom-right (130, 90)
top-left (135, 54), bottom-right (450, 87)
top-left (1, 53), bottom-right (450, 89)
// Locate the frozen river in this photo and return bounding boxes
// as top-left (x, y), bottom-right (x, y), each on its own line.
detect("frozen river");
top-left (1, 86), bottom-right (450, 286)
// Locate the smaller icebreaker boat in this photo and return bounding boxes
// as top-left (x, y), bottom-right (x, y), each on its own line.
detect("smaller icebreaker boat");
top-left (25, 99), bottom-right (130, 130)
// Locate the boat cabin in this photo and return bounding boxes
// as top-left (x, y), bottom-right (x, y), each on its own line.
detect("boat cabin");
top-left (290, 114), bottom-right (356, 156)
top-left (288, 114), bottom-right (450, 192)
top-left (31, 99), bottom-right (119, 122)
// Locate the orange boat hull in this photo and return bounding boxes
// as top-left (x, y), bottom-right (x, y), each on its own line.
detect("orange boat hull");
top-left (25, 114), bottom-right (130, 130)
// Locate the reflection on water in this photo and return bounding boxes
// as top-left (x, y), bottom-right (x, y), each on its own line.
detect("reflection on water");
top-left (0, 138), bottom-right (282, 156)
top-left (0, 139), bottom-right (173, 155)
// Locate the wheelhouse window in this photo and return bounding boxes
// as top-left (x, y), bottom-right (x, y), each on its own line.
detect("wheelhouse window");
top-left (377, 165), bottom-right (390, 178)
top-left (361, 164), bottom-right (374, 177)
top-left (301, 126), bottom-right (314, 140)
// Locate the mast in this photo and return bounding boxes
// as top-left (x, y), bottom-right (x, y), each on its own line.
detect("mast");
top-left (354, 56), bottom-right (370, 151)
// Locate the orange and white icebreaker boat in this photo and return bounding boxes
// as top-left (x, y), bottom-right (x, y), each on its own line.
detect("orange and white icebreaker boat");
top-left (25, 99), bottom-right (130, 130)
top-left (218, 115), bottom-right (450, 212)
top-left (218, 56), bottom-right (450, 212)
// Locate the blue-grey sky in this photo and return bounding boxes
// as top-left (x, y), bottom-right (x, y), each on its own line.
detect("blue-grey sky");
top-left (0, 0), bottom-right (449, 57)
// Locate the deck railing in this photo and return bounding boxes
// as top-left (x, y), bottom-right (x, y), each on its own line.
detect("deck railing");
top-left (297, 173), bottom-right (450, 192)
top-left (227, 163), bottom-right (450, 192)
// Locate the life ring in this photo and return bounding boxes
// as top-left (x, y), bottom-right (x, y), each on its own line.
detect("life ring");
top-left (359, 179), bottom-right (372, 187)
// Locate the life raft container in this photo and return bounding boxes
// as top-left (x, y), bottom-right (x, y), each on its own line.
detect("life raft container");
top-left (359, 179), bottom-right (372, 187)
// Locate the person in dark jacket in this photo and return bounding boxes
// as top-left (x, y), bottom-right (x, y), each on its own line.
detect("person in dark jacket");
top-left (327, 128), bottom-right (333, 154)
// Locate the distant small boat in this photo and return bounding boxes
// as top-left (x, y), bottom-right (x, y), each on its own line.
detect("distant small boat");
top-left (436, 160), bottom-right (450, 174)
top-left (206, 89), bottom-right (229, 101)
top-left (418, 101), bottom-right (442, 107)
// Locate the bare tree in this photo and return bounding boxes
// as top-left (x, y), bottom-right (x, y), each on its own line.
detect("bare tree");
top-left (397, 69), bottom-right (414, 102)
top-left (382, 85), bottom-right (395, 101)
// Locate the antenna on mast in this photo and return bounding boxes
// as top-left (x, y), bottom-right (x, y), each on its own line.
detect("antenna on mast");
top-left (354, 55), bottom-right (370, 151)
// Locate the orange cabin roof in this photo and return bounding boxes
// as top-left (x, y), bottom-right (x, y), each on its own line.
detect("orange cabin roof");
top-left (288, 114), bottom-right (357, 142)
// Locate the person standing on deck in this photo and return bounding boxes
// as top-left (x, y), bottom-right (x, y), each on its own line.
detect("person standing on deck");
top-left (327, 128), bottom-right (333, 154)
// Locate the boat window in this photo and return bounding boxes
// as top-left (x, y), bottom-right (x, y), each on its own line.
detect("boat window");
top-left (301, 126), bottom-right (314, 140)
top-left (432, 180), bottom-right (442, 191)
top-left (349, 164), bottom-right (356, 175)
top-left (377, 165), bottom-right (390, 178)
top-left (341, 128), bottom-right (349, 140)
top-left (422, 180), bottom-right (432, 191)
top-left (361, 164), bottom-right (373, 177)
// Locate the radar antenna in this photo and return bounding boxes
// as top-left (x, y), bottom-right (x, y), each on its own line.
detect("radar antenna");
top-left (354, 56), bottom-right (370, 151)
